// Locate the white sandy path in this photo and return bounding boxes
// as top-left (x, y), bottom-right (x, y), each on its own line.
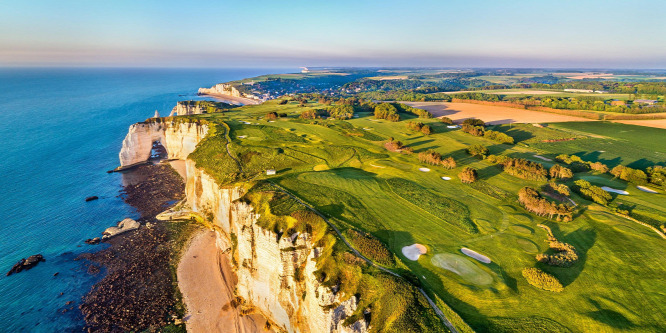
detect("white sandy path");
top-left (637, 186), bottom-right (659, 194)
top-left (601, 186), bottom-right (629, 195)
top-left (460, 248), bottom-right (491, 264)
top-left (178, 230), bottom-right (272, 333)
top-left (403, 102), bottom-right (595, 125)
top-left (402, 244), bottom-right (427, 261)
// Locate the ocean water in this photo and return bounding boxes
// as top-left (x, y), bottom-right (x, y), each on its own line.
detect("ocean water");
top-left (0, 67), bottom-right (284, 331)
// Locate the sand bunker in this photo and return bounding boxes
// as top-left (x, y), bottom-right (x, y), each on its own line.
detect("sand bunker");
top-left (240, 121), bottom-right (251, 125)
top-left (402, 244), bottom-right (427, 261)
top-left (237, 135), bottom-right (247, 139)
top-left (419, 167), bottom-right (431, 172)
top-left (446, 125), bottom-right (460, 129)
top-left (601, 186), bottom-right (629, 195)
top-left (637, 186), bottom-right (658, 194)
top-left (441, 176), bottom-right (451, 180)
top-left (533, 155), bottom-right (553, 161)
top-left (461, 248), bottom-right (491, 264)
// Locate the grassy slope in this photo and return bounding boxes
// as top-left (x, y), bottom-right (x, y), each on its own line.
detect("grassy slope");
top-left (187, 100), bottom-right (666, 332)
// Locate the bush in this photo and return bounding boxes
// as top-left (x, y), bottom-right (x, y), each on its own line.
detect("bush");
top-left (611, 165), bottom-right (648, 184)
top-left (418, 150), bottom-right (442, 165)
top-left (346, 229), bottom-right (396, 267)
top-left (484, 130), bottom-right (515, 144)
top-left (463, 118), bottom-right (485, 126)
top-left (421, 125), bottom-right (432, 135)
top-left (406, 121), bottom-right (424, 132)
top-left (467, 144), bottom-right (489, 158)
top-left (459, 167), bottom-right (478, 184)
top-left (573, 179), bottom-right (612, 205)
top-left (328, 105), bottom-right (354, 119)
top-left (440, 117), bottom-right (453, 125)
top-left (265, 112), bottom-right (279, 120)
top-left (441, 156), bottom-right (456, 169)
top-left (522, 268), bottom-right (564, 292)
top-left (487, 155), bottom-right (548, 181)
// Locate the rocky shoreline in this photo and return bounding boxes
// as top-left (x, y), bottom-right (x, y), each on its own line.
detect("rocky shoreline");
top-left (77, 163), bottom-right (187, 332)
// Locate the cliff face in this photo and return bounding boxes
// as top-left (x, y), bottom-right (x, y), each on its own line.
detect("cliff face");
top-left (118, 121), bottom-right (209, 168)
top-left (169, 102), bottom-right (206, 117)
top-left (119, 120), bottom-right (367, 333)
top-left (198, 83), bottom-right (243, 98)
top-left (184, 159), bottom-right (367, 333)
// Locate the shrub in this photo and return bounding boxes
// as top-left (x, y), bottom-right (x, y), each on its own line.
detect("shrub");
top-left (418, 150), bottom-right (442, 165)
top-left (406, 121), bottom-right (424, 132)
top-left (278, 99), bottom-right (288, 105)
top-left (385, 140), bottom-right (404, 152)
top-left (467, 144), bottom-right (489, 158)
top-left (421, 125), bottom-right (432, 135)
top-left (463, 118), bottom-right (485, 126)
top-left (648, 166), bottom-right (666, 187)
top-left (459, 167), bottom-right (478, 184)
top-left (346, 229), bottom-right (396, 267)
top-left (573, 179), bottom-right (612, 205)
top-left (461, 124), bottom-right (485, 136)
top-left (441, 156), bottom-right (456, 169)
top-left (522, 268), bottom-right (564, 292)
top-left (484, 130), bottom-right (515, 144)
top-left (440, 117), bottom-right (453, 125)
top-left (487, 155), bottom-right (548, 181)
top-left (265, 112), bottom-right (279, 120)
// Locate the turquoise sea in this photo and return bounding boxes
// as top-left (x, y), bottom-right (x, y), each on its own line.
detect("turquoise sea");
top-left (0, 68), bottom-right (283, 331)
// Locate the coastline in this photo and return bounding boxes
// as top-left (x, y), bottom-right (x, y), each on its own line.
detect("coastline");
top-left (177, 229), bottom-right (273, 333)
top-left (199, 92), bottom-right (262, 105)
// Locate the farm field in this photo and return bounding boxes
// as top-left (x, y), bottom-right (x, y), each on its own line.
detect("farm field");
top-left (404, 102), bottom-right (595, 125)
top-left (187, 98), bottom-right (666, 332)
top-left (614, 118), bottom-right (666, 129)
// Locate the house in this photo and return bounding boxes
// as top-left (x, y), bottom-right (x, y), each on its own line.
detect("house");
top-left (633, 99), bottom-right (658, 105)
top-left (266, 169), bottom-right (276, 175)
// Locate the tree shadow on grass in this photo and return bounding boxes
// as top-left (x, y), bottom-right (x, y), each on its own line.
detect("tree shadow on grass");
top-left (406, 139), bottom-right (435, 149)
top-left (585, 298), bottom-right (636, 329)
top-left (538, 225), bottom-right (597, 287)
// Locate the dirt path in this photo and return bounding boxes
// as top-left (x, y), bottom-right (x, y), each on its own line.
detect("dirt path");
top-left (404, 102), bottom-right (595, 124)
top-left (177, 230), bottom-right (271, 333)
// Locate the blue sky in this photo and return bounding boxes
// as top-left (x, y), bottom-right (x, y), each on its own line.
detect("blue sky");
top-left (1, 0), bottom-right (664, 68)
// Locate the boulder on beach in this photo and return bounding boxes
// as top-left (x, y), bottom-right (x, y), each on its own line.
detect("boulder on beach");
top-left (102, 218), bottom-right (140, 240)
top-left (6, 254), bottom-right (46, 276)
top-left (85, 237), bottom-right (101, 245)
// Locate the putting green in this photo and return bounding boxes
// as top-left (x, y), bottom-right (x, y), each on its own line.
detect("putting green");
top-left (313, 164), bottom-right (330, 171)
top-left (431, 253), bottom-right (493, 286)
top-left (510, 225), bottom-right (534, 235)
top-left (515, 238), bottom-right (540, 253)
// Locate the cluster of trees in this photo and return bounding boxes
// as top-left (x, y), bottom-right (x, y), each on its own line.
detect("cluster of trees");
top-left (573, 179), bottom-right (612, 205)
top-left (466, 144), bottom-right (489, 158)
top-left (647, 166), bottom-right (666, 187)
top-left (418, 150), bottom-right (443, 165)
top-left (458, 167), bottom-right (478, 183)
top-left (518, 187), bottom-right (573, 222)
top-left (486, 155), bottom-right (548, 181)
top-left (441, 156), bottom-right (457, 169)
top-left (299, 109), bottom-right (325, 119)
top-left (406, 121), bottom-right (432, 135)
top-left (327, 104), bottom-right (354, 119)
top-left (611, 165), bottom-right (648, 184)
top-left (265, 112), bottom-right (287, 120)
top-left (374, 103), bottom-right (400, 121)
top-left (522, 268), bottom-right (564, 292)
top-left (545, 182), bottom-right (571, 197)
top-left (440, 117), bottom-right (453, 125)
top-left (460, 118), bottom-right (515, 144)
top-left (392, 103), bottom-right (433, 118)
top-left (549, 164), bottom-right (574, 180)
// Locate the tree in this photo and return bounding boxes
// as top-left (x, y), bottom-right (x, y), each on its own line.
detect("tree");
top-left (573, 179), bottom-right (612, 205)
top-left (467, 144), bottom-right (489, 158)
top-left (549, 164), bottom-right (573, 180)
top-left (265, 112), bottom-right (279, 120)
top-left (440, 117), bottom-right (453, 125)
top-left (328, 105), bottom-right (354, 119)
top-left (441, 156), bottom-right (456, 169)
top-left (418, 150), bottom-right (442, 165)
top-left (421, 125), bottom-right (432, 135)
top-left (462, 118), bottom-right (485, 126)
top-left (459, 167), bottom-right (478, 184)
top-left (518, 187), bottom-right (573, 221)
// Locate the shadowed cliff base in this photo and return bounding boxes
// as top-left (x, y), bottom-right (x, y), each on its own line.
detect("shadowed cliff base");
top-left (78, 163), bottom-right (191, 332)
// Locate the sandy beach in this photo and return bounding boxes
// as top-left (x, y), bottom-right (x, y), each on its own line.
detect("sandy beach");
top-left (200, 92), bottom-right (262, 106)
top-left (405, 102), bottom-right (595, 125)
top-left (177, 229), bottom-right (272, 333)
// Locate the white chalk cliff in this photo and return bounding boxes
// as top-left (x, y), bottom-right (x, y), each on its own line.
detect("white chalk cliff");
top-left (169, 102), bottom-right (205, 117)
top-left (198, 83), bottom-right (244, 98)
top-left (118, 120), bottom-right (209, 168)
top-left (119, 119), bottom-right (367, 333)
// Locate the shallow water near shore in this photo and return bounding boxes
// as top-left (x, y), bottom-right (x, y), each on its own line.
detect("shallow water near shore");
top-left (0, 67), bottom-right (285, 331)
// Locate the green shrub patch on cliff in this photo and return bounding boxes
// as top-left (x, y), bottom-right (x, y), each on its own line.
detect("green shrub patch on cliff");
top-left (345, 229), bottom-right (397, 268)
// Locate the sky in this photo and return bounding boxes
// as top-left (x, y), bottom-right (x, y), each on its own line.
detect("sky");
top-left (1, 0), bottom-right (665, 68)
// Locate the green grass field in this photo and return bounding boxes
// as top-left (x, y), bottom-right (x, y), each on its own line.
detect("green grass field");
top-left (186, 99), bottom-right (666, 332)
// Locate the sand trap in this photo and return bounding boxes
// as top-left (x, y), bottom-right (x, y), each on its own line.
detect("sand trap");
top-left (240, 121), bottom-right (251, 125)
top-left (637, 186), bottom-right (658, 193)
top-left (237, 135), bottom-right (247, 139)
top-left (441, 176), bottom-right (451, 180)
top-left (446, 125), bottom-right (460, 129)
top-left (601, 186), bottom-right (629, 195)
top-left (370, 163), bottom-right (386, 168)
top-left (461, 248), bottom-right (491, 264)
top-left (363, 128), bottom-right (372, 130)
top-left (402, 244), bottom-right (427, 261)
top-left (533, 155), bottom-right (553, 161)
top-left (419, 167), bottom-right (431, 172)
